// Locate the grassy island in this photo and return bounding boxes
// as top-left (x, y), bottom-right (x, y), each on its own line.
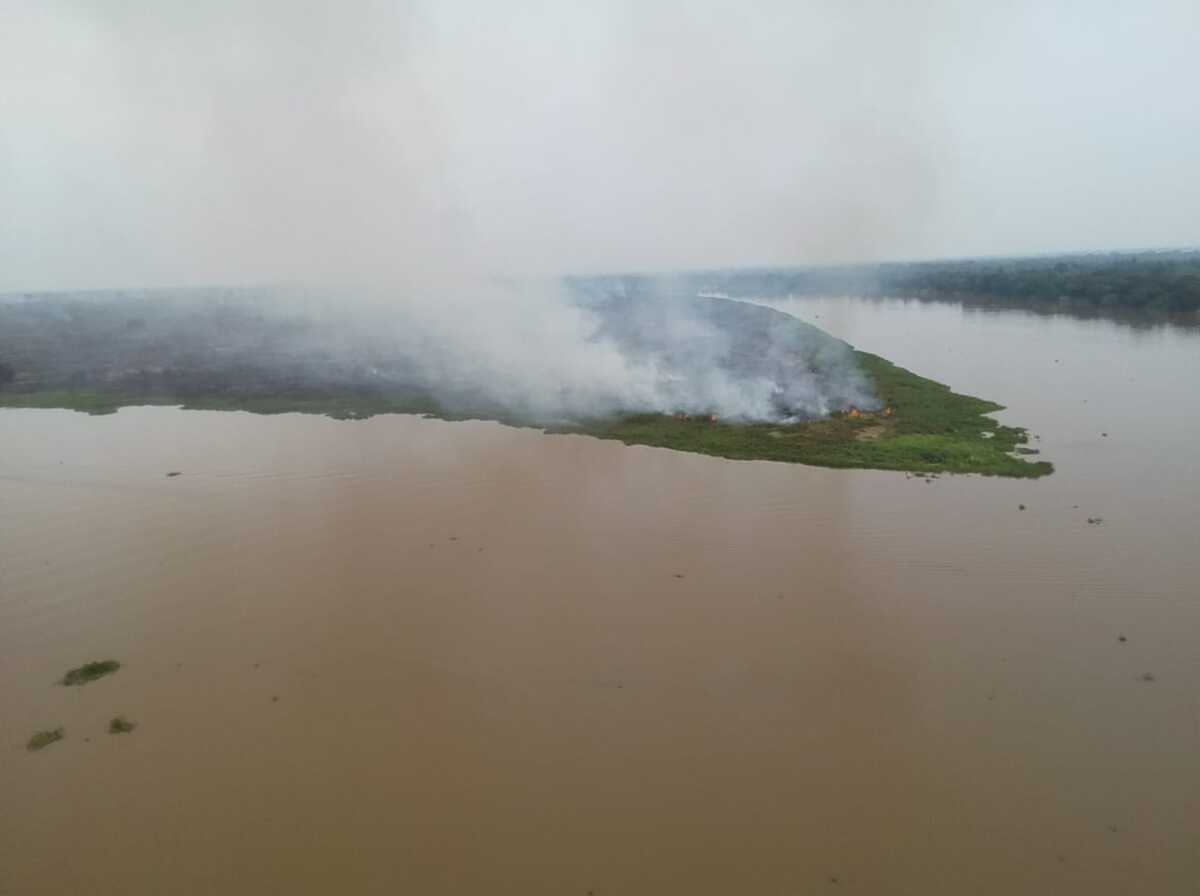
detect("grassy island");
top-left (0, 353), bottom-right (1050, 477)
top-left (0, 289), bottom-right (1051, 477)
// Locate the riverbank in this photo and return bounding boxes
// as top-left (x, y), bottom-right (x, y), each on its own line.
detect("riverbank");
top-left (0, 350), bottom-right (1052, 477)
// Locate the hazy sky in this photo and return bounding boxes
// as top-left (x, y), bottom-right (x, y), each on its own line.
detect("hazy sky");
top-left (2, 0), bottom-right (1198, 290)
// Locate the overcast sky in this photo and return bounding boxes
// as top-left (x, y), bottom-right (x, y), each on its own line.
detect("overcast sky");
top-left (2, 0), bottom-right (1198, 291)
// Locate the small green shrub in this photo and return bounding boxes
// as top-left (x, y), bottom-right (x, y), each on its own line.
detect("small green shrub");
top-left (108, 715), bottom-right (137, 734)
top-left (27, 728), bottom-right (64, 751)
top-left (60, 659), bottom-right (121, 686)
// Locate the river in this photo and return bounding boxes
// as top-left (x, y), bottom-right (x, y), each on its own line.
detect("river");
top-left (2, 298), bottom-right (1198, 894)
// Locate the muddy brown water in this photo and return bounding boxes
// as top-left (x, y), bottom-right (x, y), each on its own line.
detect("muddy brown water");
top-left (2, 299), bottom-right (1199, 894)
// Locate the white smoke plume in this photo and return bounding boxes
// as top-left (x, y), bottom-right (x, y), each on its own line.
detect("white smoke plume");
top-left (1, 0), bottom-right (987, 420)
top-left (273, 277), bottom-right (877, 422)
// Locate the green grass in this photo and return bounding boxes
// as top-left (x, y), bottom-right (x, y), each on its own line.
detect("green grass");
top-left (27, 728), bottom-right (64, 751)
top-left (0, 390), bottom-right (441, 419)
top-left (0, 390), bottom-right (142, 415)
top-left (60, 659), bottom-right (121, 686)
top-left (567, 352), bottom-right (1052, 477)
top-left (108, 715), bottom-right (137, 734)
top-left (0, 352), bottom-right (1051, 477)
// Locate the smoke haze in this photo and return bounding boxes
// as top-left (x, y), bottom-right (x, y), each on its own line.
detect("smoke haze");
top-left (2, 1), bottom-right (1197, 421)
top-left (5, 0), bottom-right (1200, 288)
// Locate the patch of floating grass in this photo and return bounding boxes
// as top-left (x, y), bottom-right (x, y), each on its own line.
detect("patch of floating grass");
top-left (60, 659), bottom-right (121, 686)
top-left (27, 727), bottom-right (64, 751)
top-left (108, 715), bottom-right (137, 734)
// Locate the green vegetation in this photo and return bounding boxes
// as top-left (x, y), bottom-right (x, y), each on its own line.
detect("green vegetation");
top-left (108, 715), bottom-right (137, 734)
top-left (60, 660), bottom-right (121, 686)
top-left (884, 254), bottom-right (1200, 313)
top-left (567, 352), bottom-right (1052, 477)
top-left (0, 288), bottom-right (1051, 476)
top-left (0, 390), bottom-right (148, 416)
top-left (681, 250), bottom-right (1200, 315)
top-left (0, 354), bottom-right (1051, 477)
top-left (0, 390), bottom-right (444, 418)
top-left (27, 728), bottom-right (64, 751)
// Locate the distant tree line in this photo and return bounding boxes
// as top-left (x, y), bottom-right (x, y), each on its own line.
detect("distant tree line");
top-left (679, 251), bottom-right (1200, 314)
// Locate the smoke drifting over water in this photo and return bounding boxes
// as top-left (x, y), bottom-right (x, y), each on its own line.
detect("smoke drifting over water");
top-left (4, 1), bottom-right (1051, 420)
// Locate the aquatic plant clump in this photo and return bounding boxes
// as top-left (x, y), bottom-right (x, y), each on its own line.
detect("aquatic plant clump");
top-left (27, 728), bottom-right (64, 751)
top-left (60, 660), bottom-right (121, 686)
top-left (109, 715), bottom-right (137, 734)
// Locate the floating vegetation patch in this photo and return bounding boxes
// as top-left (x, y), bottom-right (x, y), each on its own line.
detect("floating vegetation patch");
top-left (108, 715), bottom-right (137, 734)
top-left (60, 659), bottom-right (121, 686)
top-left (27, 728), bottom-right (64, 751)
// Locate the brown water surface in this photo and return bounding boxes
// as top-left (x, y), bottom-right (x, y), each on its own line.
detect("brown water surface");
top-left (2, 299), bottom-right (1199, 894)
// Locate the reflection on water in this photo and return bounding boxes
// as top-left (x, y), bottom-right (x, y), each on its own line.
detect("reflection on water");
top-left (2, 300), bottom-right (1198, 894)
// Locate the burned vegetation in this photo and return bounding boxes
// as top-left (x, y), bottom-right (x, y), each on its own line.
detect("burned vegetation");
top-left (570, 351), bottom-right (1051, 477)
top-left (0, 288), bottom-right (1050, 477)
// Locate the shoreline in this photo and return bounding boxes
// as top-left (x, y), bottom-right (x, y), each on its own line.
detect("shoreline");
top-left (0, 351), bottom-right (1053, 478)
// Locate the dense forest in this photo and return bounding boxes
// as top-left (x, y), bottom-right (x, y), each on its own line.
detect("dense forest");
top-left (676, 250), bottom-right (1200, 314)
